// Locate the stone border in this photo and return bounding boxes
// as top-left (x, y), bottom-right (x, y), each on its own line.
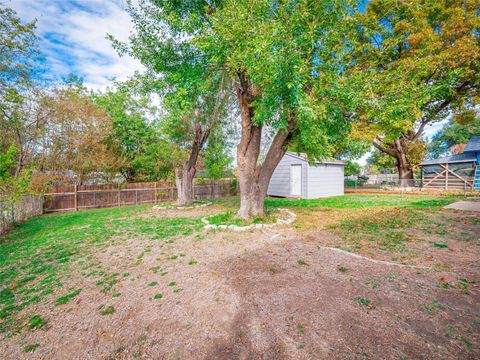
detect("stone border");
top-left (152, 201), bottom-right (212, 210)
top-left (201, 208), bottom-right (296, 232)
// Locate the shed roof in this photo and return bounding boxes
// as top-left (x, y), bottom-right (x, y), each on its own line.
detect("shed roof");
top-left (464, 135), bottom-right (480, 153)
top-left (420, 153), bottom-right (477, 166)
top-left (286, 152), bottom-right (345, 165)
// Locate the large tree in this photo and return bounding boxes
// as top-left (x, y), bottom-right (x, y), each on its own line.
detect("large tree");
top-left (351, 0), bottom-right (480, 187)
top-left (118, 0), bottom-right (357, 216)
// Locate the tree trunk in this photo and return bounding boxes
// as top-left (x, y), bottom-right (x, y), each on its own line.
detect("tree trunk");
top-left (175, 122), bottom-right (208, 206)
top-left (235, 74), bottom-right (294, 218)
top-left (393, 138), bottom-right (415, 188)
top-left (397, 165), bottom-right (414, 188)
top-left (175, 164), bottom-right (195, 206)
top-left (373, 137), bottom-right (416, 189)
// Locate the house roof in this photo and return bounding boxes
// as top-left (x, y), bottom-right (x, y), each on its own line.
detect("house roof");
top-left (464, 135), bottom-right (480, 153)
top-left (286, 152), bottom-right (345, 165)
top-left (420, 153), bottom-right (477, 166)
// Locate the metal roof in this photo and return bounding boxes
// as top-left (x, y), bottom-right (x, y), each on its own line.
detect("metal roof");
top-left (420, 153), bottom-right (477, 166)
top-left (464, 135), bottom-right (480, 153)
top-left (285, 152), bottom-right (345, 165)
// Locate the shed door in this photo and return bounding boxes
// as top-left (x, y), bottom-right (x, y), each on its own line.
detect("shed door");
top-left (290, 165), bottom-right (302, 197)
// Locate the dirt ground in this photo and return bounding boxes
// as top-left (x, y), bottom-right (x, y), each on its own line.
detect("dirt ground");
top-left (1, 206), bottom-right (479, 360)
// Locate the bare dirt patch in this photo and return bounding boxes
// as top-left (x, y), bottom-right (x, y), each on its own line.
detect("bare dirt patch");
top-left (142, 203), bottom-right (226, 219)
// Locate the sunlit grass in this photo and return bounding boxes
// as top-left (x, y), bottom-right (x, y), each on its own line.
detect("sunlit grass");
top-left (0, 204), bottom-right (202, 335)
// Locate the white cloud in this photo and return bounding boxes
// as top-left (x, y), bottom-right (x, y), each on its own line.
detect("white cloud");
top-left (7, 0), bottom-right (144, 90)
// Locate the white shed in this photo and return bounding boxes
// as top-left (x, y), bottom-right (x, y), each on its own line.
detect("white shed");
top-left (267, 152), bottom-right (345, 199)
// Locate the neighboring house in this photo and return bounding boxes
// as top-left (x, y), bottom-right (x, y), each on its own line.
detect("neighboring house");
top-left (420, 136), bottom-right (480, 191)
top-left (267, 152), bottom-right (345, 199)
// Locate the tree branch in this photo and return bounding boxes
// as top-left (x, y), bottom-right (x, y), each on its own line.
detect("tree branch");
top-left (372, 138), bottom-right (397, 158)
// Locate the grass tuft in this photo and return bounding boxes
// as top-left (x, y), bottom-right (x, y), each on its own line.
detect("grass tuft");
top-left (24, 343), bottom-right (40, 353)
top-left (28, 315), bottom-right (46, 330)
top-left (99, 305), bottom-right (115, 316)
top-left (353, 297), bottom-right (371, 307)
top-left (55, 289), bottom-right (82, 305)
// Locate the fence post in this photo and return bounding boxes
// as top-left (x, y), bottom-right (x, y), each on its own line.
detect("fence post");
top-left (445, 163), bottom-right (449, 190)
top-left (135, 189), bottom-right (138, 205)
top-left (93, 190), bottom-right (96, 208)
top-left (117, 185), bottom-right (121, 207)
top-left (154, 182), bottom-right (157, 203)
top-left (74, 185), bottom-right (78, 211)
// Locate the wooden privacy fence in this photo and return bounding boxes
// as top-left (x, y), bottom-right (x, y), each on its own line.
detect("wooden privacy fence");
top-left (44, 179), bottom-right (237, 212)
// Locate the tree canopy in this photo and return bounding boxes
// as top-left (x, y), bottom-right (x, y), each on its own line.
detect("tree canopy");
top-left (350, 0), bottom-right (480, 185)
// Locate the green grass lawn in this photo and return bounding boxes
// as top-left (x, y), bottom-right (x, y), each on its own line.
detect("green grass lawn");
top-left (265, 194), bottom-right (461, 209)
top-left (0, 205), bottom-right (202, 335)
top-left (213, 194), bottom-right (461, 210)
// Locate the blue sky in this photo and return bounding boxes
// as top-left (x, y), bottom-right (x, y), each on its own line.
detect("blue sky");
top-left (8, 0), bottom-right (143, 90)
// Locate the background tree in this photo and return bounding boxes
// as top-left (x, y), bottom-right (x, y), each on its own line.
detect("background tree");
top-left (93, 85), bottom-right (177, 182)
top-left (0, 5), bottom-right (46, 178)
top-left (39, 84), bottom-right (125, 184)
top-left (351, 0), bottom-right (480, 187)
top-left (0, 145), bottom-right (32, 204)
top-left (427, 112), bottom-right (480, 158)
top-left (344, 161), bottom-right (361, 177)
top-left (366, 150), bottom-right (397, 175)
top-left (162, 81), bottom-right (230, 205)
top-left (203, 124), bottom-right (233, 180)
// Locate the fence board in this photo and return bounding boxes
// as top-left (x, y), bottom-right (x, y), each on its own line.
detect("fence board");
top-left (44, 179), bottom-right (236, 212)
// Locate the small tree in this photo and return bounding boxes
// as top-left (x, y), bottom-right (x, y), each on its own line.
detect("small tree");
top-left (0, 145), bottom-right (32, 205)
top-left (93, 86), bottom-right (178, 182)
top-left (344, 161), bottom-right (361, 177)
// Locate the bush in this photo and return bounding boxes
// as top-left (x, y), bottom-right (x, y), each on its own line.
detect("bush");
top-left (357, 175), bottom-right (369, 186)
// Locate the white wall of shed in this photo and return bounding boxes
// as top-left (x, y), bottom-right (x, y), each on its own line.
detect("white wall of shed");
top-left (306, 164), bottom-right (344, 198)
